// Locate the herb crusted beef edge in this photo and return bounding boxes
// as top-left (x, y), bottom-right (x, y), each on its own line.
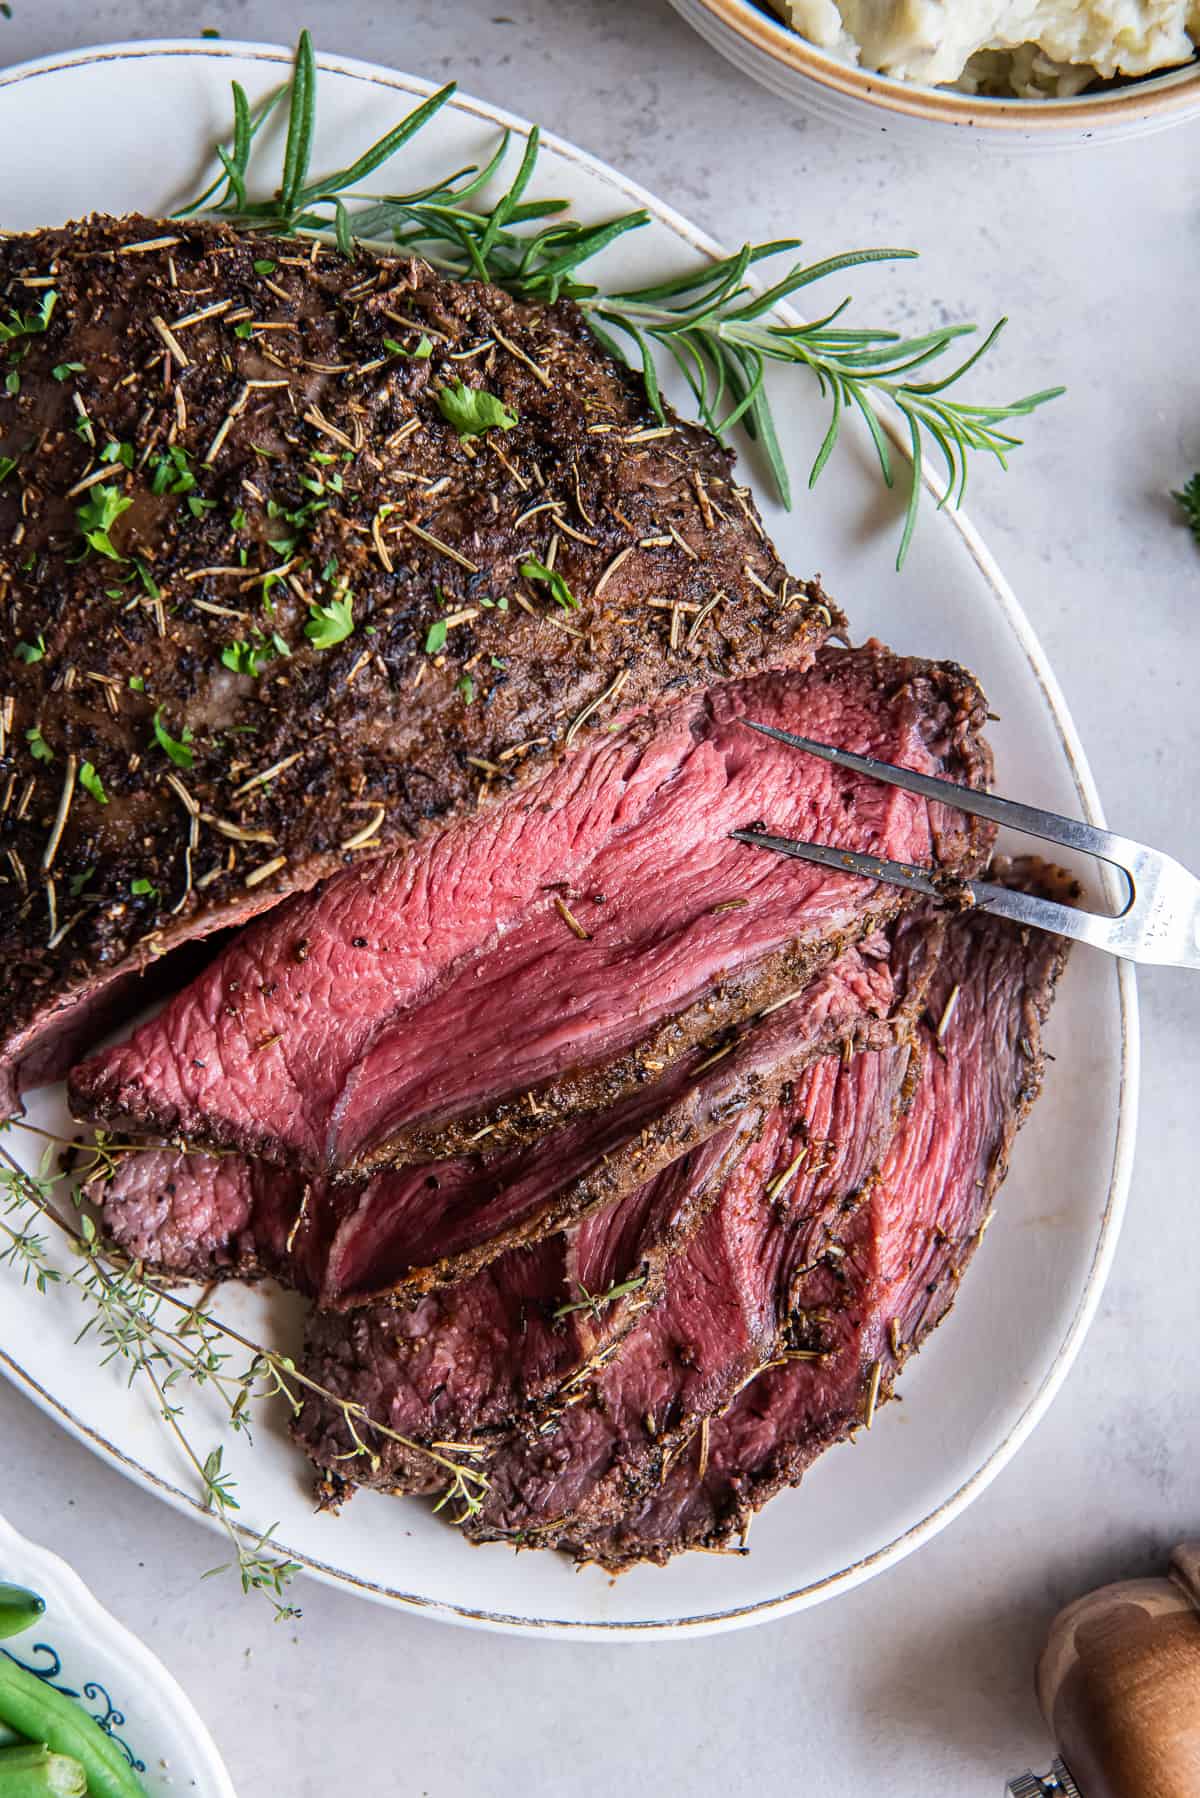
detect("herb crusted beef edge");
top-left (70, 643), bottom-right (992, 1175)
top-left (0, 211), bottom-right (833, 1112)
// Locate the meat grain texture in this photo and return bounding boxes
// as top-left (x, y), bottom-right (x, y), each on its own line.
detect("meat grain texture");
top-left (0, 213), bottom-right (831, 1111)
top-left (291, 917), bottom-right (938, 1486)
top-left (71, 642), bottom-right (992, 1173)
top-left (2, 213), bottom-right (1073, 1573)
top-left (567, 861), bottom-right (1074, 1568)
top-left (98, 926), bottom-right (904, 1301)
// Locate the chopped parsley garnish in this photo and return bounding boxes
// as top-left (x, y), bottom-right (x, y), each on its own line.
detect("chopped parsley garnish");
top-left (68, 866), bottom-right (95, 899)
top-left (0, 289), bottom-right (56, 343)
top-left (1173, 473), bottom-right (1200, 547)
top-left (150, 448), bottom-right (219, 522)
top-left (5, 371), bottom-right (19, 395)
top-left (100, 439), bottom-right (135, 469)
top-left (134, 558), bottom-right (162, 600)
top-left (260, 565), bottom-right (290, 611)
top-left (234, 320), bottom-right (254, 339)
top-left (520, 557), bottom-right (577, 611)
top-left (52, 361), bottom-right (84, 382)
top-left (231, 506), bottom-right (247, 530)
top-left (151, 707), bottom-right (195, 769)
top-left (384, 335), bottom-right (433, 361)
top-left (269, 480), bottom-right (334, 536)
top-left (305, 593), bottom-right (355, 649)
top-left (79, 760), bottom-right (108, 806)
top-left (458, 674), bottom-right (476, 704)
top-left (130, 877), bottom-right (160, 901)
top-left (222, 631), bottom-right (288, 676)
top-left (76, 484), bottom-right (133, 561)
top-left (253, 258), bottom-right (277, 275)
top-left (0, 455), bottom-right (15, 484)
top-left (221, 640), bottom-right (260, 676)
top-left (436, 380), bottom-right (518, 439)
top-left (424, 618), bottom-right (448, 655)
top-left (150, 444), bottom-right (196, 495)
top-left (128, 675), bottom-right (146, 692)
top-left (25, 725), bottom-right (52, 763)
top-left (15, 636), bottom-right (45, 663)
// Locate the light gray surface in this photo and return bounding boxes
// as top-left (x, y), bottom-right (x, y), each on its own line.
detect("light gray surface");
top-left (1, 3), bottom-right (1197, 1794)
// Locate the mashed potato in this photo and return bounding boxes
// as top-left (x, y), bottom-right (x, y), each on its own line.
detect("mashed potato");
top-left (774, 0), bottom-right (1199, 95)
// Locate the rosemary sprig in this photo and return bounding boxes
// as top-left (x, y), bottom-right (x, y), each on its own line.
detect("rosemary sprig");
top-left (0, 1126), bottom-right (491, 1617)
top-left (177, 30), bottom-right (1062, 567)
top-left (587, 276), bottom-right (1061, 567)
top-left (1172, 471), bottom-right (1200, 546)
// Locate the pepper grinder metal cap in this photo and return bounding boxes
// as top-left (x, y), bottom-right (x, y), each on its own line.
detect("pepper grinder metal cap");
top-left (1006, 1760), bottom-right (1082, 1797)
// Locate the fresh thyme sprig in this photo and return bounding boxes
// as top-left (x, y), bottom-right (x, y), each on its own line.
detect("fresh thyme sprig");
top-left (552, 1273), bottom-right (648, 1323)
top-left (176, 29), bottom-right (1062, 566)
top-left (0, 1126), bottom-right (491, 1618)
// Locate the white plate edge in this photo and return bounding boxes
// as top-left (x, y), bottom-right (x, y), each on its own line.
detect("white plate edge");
top-left (0, 35), bottom-right (1140, 1641)
top-left (0, 1510), bottom-right (238, 1794)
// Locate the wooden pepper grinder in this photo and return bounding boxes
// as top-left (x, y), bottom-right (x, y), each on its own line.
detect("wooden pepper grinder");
top-left (1007, 1541), bottom-right (1200, 1797)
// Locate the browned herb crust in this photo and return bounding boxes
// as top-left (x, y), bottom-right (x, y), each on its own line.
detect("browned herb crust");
top-left (0, 213), bottom-right (834, 1106)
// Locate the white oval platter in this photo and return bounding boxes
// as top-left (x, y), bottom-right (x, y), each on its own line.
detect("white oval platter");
top-left (0, 39), bottom-right (1137, 1639)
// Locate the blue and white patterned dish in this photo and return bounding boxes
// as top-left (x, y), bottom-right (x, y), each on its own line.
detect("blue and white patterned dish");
top-left (0, 1512), bottom-right (236, 1796)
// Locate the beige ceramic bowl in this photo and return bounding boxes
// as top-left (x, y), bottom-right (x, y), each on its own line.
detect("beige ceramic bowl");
top-left (668, 0), bottom-right (1200, 145)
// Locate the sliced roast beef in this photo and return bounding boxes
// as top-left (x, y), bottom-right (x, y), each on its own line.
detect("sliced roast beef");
top-left (291, 915), bottom-right (944, 1489)
top-left (98, 921), bottom-right (908, 1302)
top-left (301, 1131), bottom-right (753, 1499)
top-left (72, 644), bottom-right (991, 1176)
top-left (316, 921), bottom-right (907, 1298)
top-left (1, 213), bottom-right (829, 1115)
top-left (461, 1033), bottom-right (913, 1547)
top-left (95, 1147), bottom-right (332, 1294)
top-left (455, 865), bottom-right (1067, 1552)
top-left (564, 860), bottom-right (1073, 1569)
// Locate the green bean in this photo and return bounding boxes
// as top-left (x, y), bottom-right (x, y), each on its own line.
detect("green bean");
top-left (0, 1657), bottom-right (146, 1798)
top-left (0, 1592), bottom-right (44, 1643)
top-left (0, 1742), bottom-right (88, 1796)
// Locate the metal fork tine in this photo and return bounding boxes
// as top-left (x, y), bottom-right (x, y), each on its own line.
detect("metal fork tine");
top-left (737, 720), bottom-right (1200, 969)
top-left (730, 831), bottom-right (1126, 956)
top-left (729, 832), bottom-right (946, 901)
top-left (740, 721), bottom-right (1139, 877)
